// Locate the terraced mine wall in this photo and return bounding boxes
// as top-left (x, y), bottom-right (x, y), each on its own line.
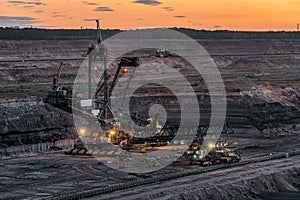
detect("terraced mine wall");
top-left (0, 39), bottom-right (299, 150)
top-left (0, 139), bottom-right (75, 159)
top-left (0, 100), bottom-right (76, 148)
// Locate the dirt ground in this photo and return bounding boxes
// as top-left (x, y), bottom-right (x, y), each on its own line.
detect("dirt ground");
top-left (0, 134), bottom-right (299, 200)
top-left (0, 39), bottom-right (299, 199)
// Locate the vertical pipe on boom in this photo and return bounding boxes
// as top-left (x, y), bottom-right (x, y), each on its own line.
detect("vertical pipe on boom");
top-left (103, 48), bottom-right (108, 119)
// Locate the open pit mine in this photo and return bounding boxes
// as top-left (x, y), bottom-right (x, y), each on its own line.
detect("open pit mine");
top-left (0, 29), bottom-right (300, 200)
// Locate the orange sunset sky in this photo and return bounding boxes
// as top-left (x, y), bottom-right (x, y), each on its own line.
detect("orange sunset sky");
top-left (0, 0), bottom-right (299, 30)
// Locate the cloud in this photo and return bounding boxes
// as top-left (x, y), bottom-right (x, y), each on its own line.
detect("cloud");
top-left (163, 6), bottom-right (173, 11)
top-left (0, 16), bottom-right (37, 27)
top-left (51, 12), bottom-right (68, 18)
top-left (52, 14), bottom-right (67, 18)
top-left (93, 6), bottom-right (114, 12)
top-left (132, 0), bottom-right (162, 6)
top-left (34, 10), bottom-right (44, 13)
top-left (174, 15), bottom-right (185, 18)
top-left (81, 1), bottom-right (98, 6)
top-left (0, 16), bottom-right (35, 21)
top-left (137, 18), bottom-right (144, 20)
top-left (7, 0), bottom-right (46, 6)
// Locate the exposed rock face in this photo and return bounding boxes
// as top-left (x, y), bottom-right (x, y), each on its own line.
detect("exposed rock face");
top-left (0, 39), bottom-right (299, 144)
top-left (240, 85), bottom-right (300, 135)
top-left (0, 100), bottom-right (75, 147)
top-left (178, 169), bottom-right (300, 200)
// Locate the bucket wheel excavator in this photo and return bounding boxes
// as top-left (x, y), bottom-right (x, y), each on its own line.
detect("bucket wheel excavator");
top-left (44, 20), bottom-right (239, 161)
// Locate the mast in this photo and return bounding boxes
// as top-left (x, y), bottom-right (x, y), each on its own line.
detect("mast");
top-left (96, 19), bottom-right (102, 44)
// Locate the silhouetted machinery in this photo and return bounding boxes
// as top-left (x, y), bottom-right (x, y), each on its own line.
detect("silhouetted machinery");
top-left (44, 20), bottom-right (240, 164)
top-left (95, 56), bottom-right (140, 125)
top-left (44, 62), bottom-right (72, 111)
top-left (189, 141), bottom-right (241, 166)
top-left (155, 49), bottom-right (172, 58)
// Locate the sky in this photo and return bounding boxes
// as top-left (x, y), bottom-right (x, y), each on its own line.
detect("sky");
top-left (0, 0), bottom-right (299, 30)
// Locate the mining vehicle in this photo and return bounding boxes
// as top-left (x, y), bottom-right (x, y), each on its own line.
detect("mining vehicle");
top-left (190, 141), bottom-right (241, 166)
top-left (44, 62), bottom-right (72, 112)
top-left (155, 49), bottom-right (171, 58)
top-left (65, 139), bottom-right (89, 155)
